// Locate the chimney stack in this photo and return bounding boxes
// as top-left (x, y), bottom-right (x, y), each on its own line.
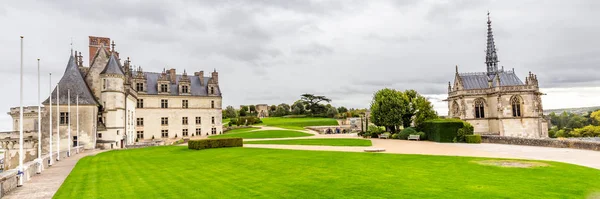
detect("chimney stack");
top-left (199, 71), bottom-right (204, 86)
top-left (169, 68), bottom-right (176, 84)
top-left (88, 36), bottom-right (111, 64)
top-left (211, 69), bottom-right (219, 84)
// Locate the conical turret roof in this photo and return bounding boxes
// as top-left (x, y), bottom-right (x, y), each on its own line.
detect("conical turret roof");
top-left (43, 55), bottom-right (98, 105)
top-left (101, 54), bottom-right (125, 76)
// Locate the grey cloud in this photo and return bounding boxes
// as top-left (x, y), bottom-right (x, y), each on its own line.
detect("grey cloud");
top-left (293, 43), bottom-right (334, 56)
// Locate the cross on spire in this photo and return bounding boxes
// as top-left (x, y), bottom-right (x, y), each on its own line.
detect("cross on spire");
top-left (111, 40), bottom-right (116, 52)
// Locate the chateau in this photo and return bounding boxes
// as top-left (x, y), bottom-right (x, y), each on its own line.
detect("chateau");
top-left (9, 36), bottom-right (223, 150)
top-left (446, 14), bottom-right (548, 138)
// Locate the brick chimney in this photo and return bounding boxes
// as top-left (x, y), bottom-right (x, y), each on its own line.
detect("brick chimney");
top-left (169, 68), bottom-right (176, 84)
top-left (88, 36), bottom-right (110, 64)
top-left (211, 69), bottom-right (218, 84)
top-left (198, 71), bottom-right (204, 86)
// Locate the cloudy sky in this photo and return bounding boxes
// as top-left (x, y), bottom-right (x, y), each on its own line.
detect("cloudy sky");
top-left (1, 0), bottom-right (599, 131)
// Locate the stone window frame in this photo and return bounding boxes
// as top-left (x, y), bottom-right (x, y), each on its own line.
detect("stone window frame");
top-left (474, 98), bottom-right (486, 119)
top-left (161, 129), bottom-right (168, 138)
top-left (161, 117), bottom-right (168, 126)
top-left (196, 117), bottom-right (201, 124)
top-left (136, 82), bottom-right (144, 92)
top-left (195, 128), bottom-right (201, 136)
top-left (136, 131), bottom-right (144, 139)
top-left (510, 95), bottom-right (523, 117)
top-left (211, 116), bottom-right (215, 124)
top-left (136, 118), bottom-right (144, 126)
top-left (211, 127), bottom-right (217, 135)
top-left (211, 100), bottom-right (215, 109)
top-left (182, 129), bottom-right (188, 137)
top-left (60, 112), bottom-right (69, 125)
top-left (181, 85), bottom-right (189, 94)
top-left (160, 84), bottom-right (168, 93)
top-left (182, 100), bottom-right (189, 109)
top-left (451, 101), bottom-right (460, 117)
top-left (137, 99), bottom-right (144, 108)
top-left (161, 99), bottom-right (168, 108)
top-left (182, 117), bottom-right (188, 125)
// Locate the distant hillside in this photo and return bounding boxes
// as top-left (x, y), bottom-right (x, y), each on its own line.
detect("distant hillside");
top-left (544, 106), bottom-right (600, 115)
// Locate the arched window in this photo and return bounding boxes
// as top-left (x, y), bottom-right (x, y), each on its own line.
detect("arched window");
top-left (451, 101), bottom-right (460, 117)
top-left (511, 96), bottom-right (522, 117)
top-left (474, 99), bottom-right (485, 118)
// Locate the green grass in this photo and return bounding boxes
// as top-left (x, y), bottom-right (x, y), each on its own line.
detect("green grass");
top-left (258, 117), bottom-right (339, 130)
top-left (244, 138), bottom-right (372, 146)
top-left (209, 130), bottom-right (313, 139)
top-left (223, 127), bottom-right (260, 134)
top-left (55, 146), bottom-right (600, 198)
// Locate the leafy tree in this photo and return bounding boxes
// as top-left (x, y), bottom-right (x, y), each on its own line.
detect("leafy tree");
top-left (413, 95), bottom-right (438, 127)
top-left (273, 103), bottom-right (291, 117)
top-left (327, 106), bottom-right (338, 118)
top-left (337, 106), bottom-right (348, 114)
top-left (269, 105), bottom-right (277, 111)
top-left (224, 106), bottom-right (237, 119)
top-left (249, 105), bottom-right (256, 114)
top-left (300, 94), bottom-right (331, 115)
top-left (590, 110), bottom-right (600, 125)
top-left (291, 100), bottom-right (305, 115)
top-left (370, 88), bottom-right (405, 133)
top-left (239, 108), bottom-right (247, 117)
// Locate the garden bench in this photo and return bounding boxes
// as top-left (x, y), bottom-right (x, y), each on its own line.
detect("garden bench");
top-left (407, 134), bottom-right (420, 141)
top-left (379, 134), bottom-right (389, 139)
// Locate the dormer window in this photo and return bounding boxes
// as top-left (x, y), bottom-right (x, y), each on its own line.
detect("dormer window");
top-left (136, 83), bottom-right (144, 91)
top-left (210, 87), bottom-right (214, 94)
top-left (160, 84), bottom-right (168, 93)
top-left (182, 85), bottom-right (189, 93)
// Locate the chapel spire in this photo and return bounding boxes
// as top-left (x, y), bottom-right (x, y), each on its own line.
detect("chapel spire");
top-left (485, 11), bottom-right (499, 75)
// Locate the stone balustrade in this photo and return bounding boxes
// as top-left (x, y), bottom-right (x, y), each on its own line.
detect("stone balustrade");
top-left (0, 146), bottom-right (84, 198)
top-left (481, 135), bottom-right (600, 151)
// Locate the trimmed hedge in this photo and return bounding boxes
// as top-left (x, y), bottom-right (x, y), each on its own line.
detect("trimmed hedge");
top-left (398, 127), bottom-right (417, 140)
top-left (188, 138), bottom-right (243, 150)
top-left (465, 135), bottom-right (481, 143)
top-left (421, 119), bottom-right (464, 143)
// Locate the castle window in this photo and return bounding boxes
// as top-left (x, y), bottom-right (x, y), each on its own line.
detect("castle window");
top-left (136, 131), bottom-right (144, 139)
top-left (511, 96), bottom-right (522, 117)
top-left (161, 130), bottom-right (168, 138)
top-left (196, 128), bottom-right (201, 136)
top-left (212, 116), bottom-right (215, 124)
top-left (136, 83), bottom-right (144, 91)
top-left (211, 128), bottom-right (217, 135)
top-left (136, 118), bottom-right (143, 126)
top-left (160, 84), bottom-right (168, 93)
top-left (196, 117), bottom-right (201, 124)
top-left (474, 99), bottom-right (485, 119)
top-left (60, 112), bottom-right (69, 125)
top-left (161, 99), bottom-right (168, 108)
top-left (137, 99), bottom-right (143, 108)
top-left (161, 117), bottom-right (168, 126)
top-left (182, 85), bottom-right (188, 93)
top-left (211, 100), bottom-right (215, 108)
top-left (182, 100), bottom-right (188, 109)
top-left (182, 117), bottom-right (188, 125)
top-left (98, 133), bottom-right (102, 138)
top-left (182, 129), bottom-right (188, 137)
top-left (210, 87), bottom-right (214, 94)
top-left (103, 79), bottom-right (107, 90)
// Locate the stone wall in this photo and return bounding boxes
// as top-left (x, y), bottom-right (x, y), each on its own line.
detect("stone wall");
top-left (0, 146), bottom-right (84, 198)
top-left (481, 135), bottom-right (600, 151)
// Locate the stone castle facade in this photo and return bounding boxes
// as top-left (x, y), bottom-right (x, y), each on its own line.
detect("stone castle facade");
top-left (446, 14), bottom-right (548, 138)
top-left (9, 36), bottom-right (223, 150)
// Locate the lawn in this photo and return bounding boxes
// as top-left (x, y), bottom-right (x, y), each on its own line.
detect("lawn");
top-left (258, 117), bottom-right (339, 130)
top-left (244, 138), bottom-right (372, 146)
top-left (209, 130), bottom-right (313, 139)
top-left (55, 147), bottom-right (600, 198)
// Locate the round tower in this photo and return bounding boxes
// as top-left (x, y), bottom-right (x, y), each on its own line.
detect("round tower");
top-left (100, 54), bottom-right (127, 148)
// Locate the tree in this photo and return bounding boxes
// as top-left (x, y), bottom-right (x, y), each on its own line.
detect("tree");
top-left (240, 105), bottom-right (249, 112)
top-left (327, 106), bottom-right (338, 118)
top-left (274, 103), bottom-right (291, 117)
top-left (239, 109), bottom-right (247, 116)
top-left (291, 100), bottom-right (305, 115)
top-left (337, 106), bottom-right (348, 114)
top-left (590, 110), bottom-right (600, 125)
top-left (224, 106), bottom-right (237, 119)
top-left (300, 94), bottom-right (331, 115)
top-left (413, 95), bottom-right (438, 127)
top-left (370, 88), bottom-right (405, 133)
top-left (249, 105), bottom-right (256, 114)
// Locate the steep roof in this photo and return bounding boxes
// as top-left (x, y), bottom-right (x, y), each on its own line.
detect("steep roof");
top-left (143, 72), bottom-right (220, 96)
top-left (458, 71), bottom-right (524, 90)
top-left (43, 55), bottom-right (98, 105)
top-left (100, 54), bottom-right (124, 75)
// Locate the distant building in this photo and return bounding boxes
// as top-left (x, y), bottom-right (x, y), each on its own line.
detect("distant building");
top-left (256, 104), bottom-right (269, 118)
top-left (446, 13), bottom-right (548, 138)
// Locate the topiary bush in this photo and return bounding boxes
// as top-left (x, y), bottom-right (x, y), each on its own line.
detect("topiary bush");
top-left (391, 134), bottom-right (399, 139)
top-left (188, 138), bottom-right (243, 150)
top-left (421, 119), bottom-right (464, 143)
top-left (398, 127), bottom-right (417, 140)
top-left (465, 134), bottom-right (481, 143)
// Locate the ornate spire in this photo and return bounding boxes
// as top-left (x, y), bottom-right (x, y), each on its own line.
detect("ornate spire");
top-left (485, 11), bottom-right (499, 75)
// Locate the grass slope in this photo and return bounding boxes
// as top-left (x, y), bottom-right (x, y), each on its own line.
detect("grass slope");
top-left (55, 147), bottom-right (600, 199)
top-left (244, 138), bottom-right (372, 146)
top-left (209, 130), bottom-right (313, 139)
top-left (259, 117), bottom-right (339, 130)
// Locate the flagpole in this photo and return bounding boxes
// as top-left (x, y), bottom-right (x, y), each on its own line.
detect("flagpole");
top-left (68, 89), bottom-right (71, 157)
top-left (49, 73), bottom-right (53, 166)
top-left (37, 58), bottom-right (42, 174)
top-left (56, 83), bottom-right (60, 161)
top-left (18, 36), bottom-right (24, 187)
top-left (76, 95), bottom-right (79, 150)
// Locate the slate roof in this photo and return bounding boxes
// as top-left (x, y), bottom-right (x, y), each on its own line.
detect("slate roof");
top-left (100, 54), bottom-right (124, 75)
top-left (459, 71), bottom-right (524, 90)
top-left (43, 55), bottom-right (99, 105)
top-left (143, 72), bottom-right (220, 96)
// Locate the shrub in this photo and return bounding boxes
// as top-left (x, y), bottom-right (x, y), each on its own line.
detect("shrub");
top-left (233, 116), bottom-right (262, 126)
top-left (381, 132), bottom-right (391, 138)
top-left (421, 119), bottom-right (464, 142)
top-left (371, 133), bottom-right (379, 138)
top-left (391, 134), bottom-right (399, 139)
top-left (465, 135), bottom-right (481, 143)
top-left (188, 138), bottom-right (243, 150)
top-left (416, 132), bottom-right (427, 140)
top-left (282, 115), bottom-right (307, 118)
top-left (456, 122), bottom-right (474, 142)
top-left (367, 125), bottom-right (385, 134)
top-left (398, 127), bottom-right (417, 140)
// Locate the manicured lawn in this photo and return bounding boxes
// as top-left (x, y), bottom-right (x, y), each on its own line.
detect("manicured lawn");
top-left (223, 127), bottom-right (260, 134)
top-left (259, 117), bottom-right (339, 130)
top-left (244, 138), bottom-right (372, 146)
top-left (209, 130), bottom-right (313, 139)
top-left (55, 147), bottom-right (600, 198)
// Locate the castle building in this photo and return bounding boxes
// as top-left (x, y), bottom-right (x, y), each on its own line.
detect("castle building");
top-left (446, 13), bottom-right (548, 138)
top-left (9, 36), bottom-right (223, 150)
